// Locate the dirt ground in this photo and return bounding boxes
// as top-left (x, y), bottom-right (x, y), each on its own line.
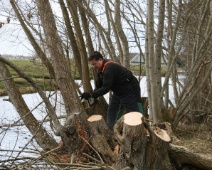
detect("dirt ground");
top-left (172, 123), bottom-right (212, 157)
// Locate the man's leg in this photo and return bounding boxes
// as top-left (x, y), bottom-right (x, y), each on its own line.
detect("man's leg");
top-left (120, 78), bottom-right (144, 114)
top-left (120, 93), bottom-right (143, 113)
top-left (107, 94), bottom-right (123, 129)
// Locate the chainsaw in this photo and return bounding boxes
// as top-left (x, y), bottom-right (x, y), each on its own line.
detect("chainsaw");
top-left (81, 97), bottom-right (98, 109)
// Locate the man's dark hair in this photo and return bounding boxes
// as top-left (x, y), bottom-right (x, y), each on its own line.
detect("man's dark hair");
top-left (88, 51), bottom-right (103, 61)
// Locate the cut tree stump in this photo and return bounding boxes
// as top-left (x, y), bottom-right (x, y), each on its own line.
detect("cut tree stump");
top-left (58, 112), bottom-right (92, 162)
top-left (114, 112), bottom-right (172, 170)
top-left (87, 114), bottom-right (116, 165)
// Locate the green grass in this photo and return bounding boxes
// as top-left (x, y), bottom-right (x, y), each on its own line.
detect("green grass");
top-left (0, 59), bottom-right (54, 96)
top-left (130, 64), bottom-right (168, 76)
top-left (130, 65), bottom-right (146, 76)
top-left (9, 59), bottom-right (51, 79)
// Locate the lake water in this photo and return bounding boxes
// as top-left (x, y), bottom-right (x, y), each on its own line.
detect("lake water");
top-left (0, 77), bottom-right (176, 164)
top-left (0, 92), bottom-right (65, 163)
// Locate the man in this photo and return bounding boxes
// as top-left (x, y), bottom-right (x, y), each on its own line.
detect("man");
top-left (81, 51), bottom-right (143, 129)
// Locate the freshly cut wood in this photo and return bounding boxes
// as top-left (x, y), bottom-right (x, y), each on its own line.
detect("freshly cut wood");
top-left (124, 111), bottom-right (143, 125)
top-left (87, 115), bottom-right (102, 122)
top-left (53, 111), bottom-right (212, 170)
top-left (114, 112), bottom-right (172, 170)
top-left (114, 112), bottom-right (148, 169)
top-left (87, 114), bottom-right (116, 165)
top-left (154, 127), bottom-right (171, 142)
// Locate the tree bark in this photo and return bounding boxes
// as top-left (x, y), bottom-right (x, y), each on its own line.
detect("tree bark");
top-left (58, 112), bottom-right (116, 164)
top-left (114, 0), bottom-right (130, 68)
top-left (0, 62), bottom-right (58, 150)
top-left (141, 97), bottom-right (149, 118)
top-left (114, 112), bottom-right (172, 170)
top-left (55, 111), bottom-right (92, 163)
top-left (67, 0), bottom-right (92, 92)
top-left (59, 0), bottom-right (82, 78)
top-left (169, 144), bottom-right (212, 170)
top-left (36, 0), bottom-right (81, 116)
top-left (87, 115), bottom-right (116, 164)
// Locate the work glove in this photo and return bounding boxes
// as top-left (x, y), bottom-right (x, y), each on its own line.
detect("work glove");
top-left (81, 92), bottom-right (91, 100)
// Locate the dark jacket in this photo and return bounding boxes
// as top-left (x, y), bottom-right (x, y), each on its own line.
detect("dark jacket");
top-left (92, 59), bottom-right (135, 98)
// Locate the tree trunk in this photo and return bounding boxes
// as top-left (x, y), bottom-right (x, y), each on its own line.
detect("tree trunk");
top-left (169, 144), bottom-right (212, 170)
top-left (67, 0), bottom-right (92, 92)
top-left (114, 112), bottom-right (148, 169)
top-left (87, 115), bottom-right (116, 164)
top-left (59, 0), bottom-right (82, 78)
top-left (141, 97), bottom-right (149, 118)
top-left (82, 96), bottom-right (108, 121)
top-left (55, 112), bottom-right (117, 164)
top-left (114, 112), bottom-right (172, 170)
top-left (0, 62), bottom-right (58, 150)
top-left (36, 0), bottom-right (81, 117)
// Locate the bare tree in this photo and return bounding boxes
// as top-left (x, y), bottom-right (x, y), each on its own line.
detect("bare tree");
top-left (145, 0), bottom-right (165, 123)
top-left (172, 0), bottom-right (212, 128)
top-left (35, 0), bottom-right (81, 117)
top-left (0, 59), bottom-right (58, 150)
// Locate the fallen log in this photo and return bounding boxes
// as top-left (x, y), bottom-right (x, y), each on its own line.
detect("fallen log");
top-left (169, 144), bottom-right (212, 170)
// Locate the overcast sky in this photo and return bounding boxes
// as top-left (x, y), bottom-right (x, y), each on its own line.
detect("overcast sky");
top-left (0, 0), bottom-right (146, 56)
top-left (0, 21), bottom-right (34, 56)
top-left (0, 0), bottom-right (33, 56)
top-left (0, 0), bottom-right (65, 56)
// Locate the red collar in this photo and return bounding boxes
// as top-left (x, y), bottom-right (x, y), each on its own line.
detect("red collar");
top-left (102, 61), bottom-right (117, 72)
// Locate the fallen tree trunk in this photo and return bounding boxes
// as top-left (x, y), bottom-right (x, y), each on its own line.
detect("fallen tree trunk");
top-left (169, 144), bottom-right (212, 170)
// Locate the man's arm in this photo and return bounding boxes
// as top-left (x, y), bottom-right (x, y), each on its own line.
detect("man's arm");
top-left (91, 67), bottom-right (114, 98)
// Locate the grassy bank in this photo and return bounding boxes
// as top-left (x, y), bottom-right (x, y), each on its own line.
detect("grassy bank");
top-left (8, 59), bottom-right (51, 79)
top-left (130, 65), bottom-right (168, 77)
top-left (0, 59), bottom-right (55, 96)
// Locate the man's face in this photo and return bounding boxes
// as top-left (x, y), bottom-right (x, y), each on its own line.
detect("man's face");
top-left (89, 58), bottom-right (103, 70)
